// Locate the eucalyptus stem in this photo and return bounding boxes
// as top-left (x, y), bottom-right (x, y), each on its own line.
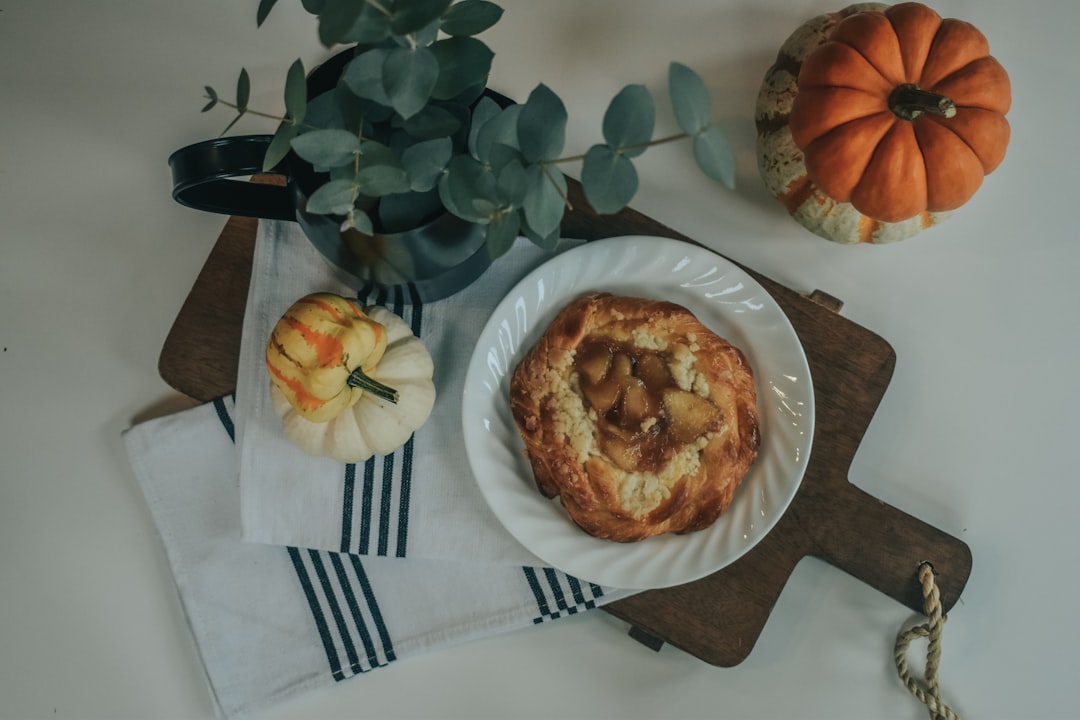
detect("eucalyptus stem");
top-left (537, 131), bottom-right (691, 207)
top-left (212, 99), bottom-right (321, 132)
top-left (213, 100), bottom-right (286, 123)
top-left (545, 131), bottom-right (691, 165)
top-left (539, 161), bottom-right (573, 210)
top-left (346, 367), bottom-right (399, 404)
top-left (619, 131), bottom-right (690, 154)
top-left (366, 0), bottom-right (393, 18)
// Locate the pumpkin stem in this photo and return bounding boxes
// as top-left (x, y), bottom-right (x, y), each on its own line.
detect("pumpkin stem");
top-left (889, 84), bottom-right (957, 121)
top-left (346, 367), bottom-right (399, 404)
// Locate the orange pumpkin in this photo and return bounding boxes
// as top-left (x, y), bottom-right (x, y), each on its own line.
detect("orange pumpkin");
top-left (757, 2), bottom-right (1011, 243)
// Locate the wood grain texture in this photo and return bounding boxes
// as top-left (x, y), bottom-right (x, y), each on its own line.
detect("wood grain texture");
top-left (159, 177), bottom-right (971, 667)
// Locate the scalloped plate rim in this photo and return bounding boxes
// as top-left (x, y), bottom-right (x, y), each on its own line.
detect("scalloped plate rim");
top-left (461, 235), bottom-right (814, 589)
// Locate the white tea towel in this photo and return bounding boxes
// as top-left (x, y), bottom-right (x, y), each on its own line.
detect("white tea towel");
top-left (235, 220), bottom-right (581, 565)
top-left (124, 397), bottom-right (632, 719)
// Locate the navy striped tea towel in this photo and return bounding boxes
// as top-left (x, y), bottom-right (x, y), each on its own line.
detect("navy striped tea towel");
top-left (123, 396), bottom-right (631, 718)
top-left (234, 220), bottom-right (584, 566)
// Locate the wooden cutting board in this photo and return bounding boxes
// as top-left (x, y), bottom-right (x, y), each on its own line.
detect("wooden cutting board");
top-left (159, 179), bottom-right (972, 667)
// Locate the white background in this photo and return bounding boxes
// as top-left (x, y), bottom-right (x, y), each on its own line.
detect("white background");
top-left (1, 1), bottom-right (1076, 718)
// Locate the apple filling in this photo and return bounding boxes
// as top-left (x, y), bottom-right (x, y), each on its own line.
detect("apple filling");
top-left (573, 339), bottom-right (723, 473)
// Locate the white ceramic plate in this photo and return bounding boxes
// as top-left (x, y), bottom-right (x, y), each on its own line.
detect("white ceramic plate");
top-left (461, 236), bottom-right (814, 589)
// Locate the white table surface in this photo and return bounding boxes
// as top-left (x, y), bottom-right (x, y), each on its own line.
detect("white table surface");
top-left (2, 1), bottom-right (1076, 718)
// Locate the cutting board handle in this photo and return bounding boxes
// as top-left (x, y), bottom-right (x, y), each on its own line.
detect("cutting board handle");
top-left (802, 480), bottom-right (972, 613)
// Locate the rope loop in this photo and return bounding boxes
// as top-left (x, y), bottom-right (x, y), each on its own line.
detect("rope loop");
top-left (894, 562), bottom-right (960, 720)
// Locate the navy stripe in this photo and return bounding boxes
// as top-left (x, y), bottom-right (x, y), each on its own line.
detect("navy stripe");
top-left (523, 567), bottom-right (553, 623)
top-left (407, 283), bottom-right (423, 334)
top-left (392, 285), bottom-right (405, 318)
top-left (395, 287), bottom-right (423, 557)
top-left (358, 458), bottom-right (376, 554)
top-left (377, 453), bottom-right (395, 556)
top-left (370, 286), bottom-right (406, 558)
top-left (566, 575), bottom-right (588, 606)
top-left (356, 283), bottom-right (375, 303)
top-left (543, 568), bottom-right (575, 614)
top-left (589, 582), bottom-right (605, 600)
top-left (395, 436), bottom-right (414, 558)
top-left (287, 547), bottom-right (343, 680)
top-left (340, 464), bottom-right (357, 553)
top-left (212, 397), bottom-right (235, 442)
top-left (369, 291), bottom-right (389, 555)
top-left (307, 550), bottom-right (361, 674)
top-left (348, 556), bottom-right (397, 662)
top-left (328, 553), bottom-right (379, 669)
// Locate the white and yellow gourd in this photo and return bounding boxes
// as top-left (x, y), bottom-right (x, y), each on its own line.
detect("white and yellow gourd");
top-left (266, 292), bottom-right (435, 462)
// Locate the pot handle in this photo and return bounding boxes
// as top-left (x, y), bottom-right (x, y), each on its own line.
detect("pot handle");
top-left (168, 136), bottom-right (295, 221)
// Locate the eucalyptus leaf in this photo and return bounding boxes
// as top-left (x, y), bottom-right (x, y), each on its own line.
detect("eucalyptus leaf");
top-left (383, 46), bottom-right (438, 119)
top-left (449, 82), bottom-right (486, 109)
top-left (402, 104), bottom-right (461, 139)
top-left (603, 84), bottom-right (654, 158)
top-left (485, 211), bottom-right (520, 259)
top-left (496, 159), bottom-right (529, 208)
top-left (402, 137), bottom-right (452, 191)
top-left (441, 154), bottom-right (496, 223)
top-left (389, 0), bottom-right (452, 35)
top-left (472, 196), bottom-right (497, 219)
top-left (429, 37), bottom-right (494, 100)
top-left (437, 172), bottom-right (462, 218)
top-left (522, 163), bottom-right (566, 238)
top-left (357, 167), bottom-right (411, 197)
top-left (236, 68), bottom-right (250, 112)
top-left (669, 62), bottom-right (711, 135)
top-left (301, 0), bottom-right (325, 14)
top-left (201, 86), bottom-right (218, 113)
top-left (291, 128), bottom-right (361, 168)
top-left (467, 95), bottom-right (500, 158)
top-left (440, 0), bottom-right (504, 36)
top-left (480, 105), bottom-right (523, 153)
top-left (581, 144), bottom-right (638, 214)
top-left (342, 207), bottom-right (374, 235)
top-left (487, 142), bottom-right (523, 175)
top-left (341, 85), bottom-right (392, 132)
top-left (342, 49), bottom-right (391, 106)
top-left (692, 125), bottom-right (736, 189)
top-left (353, 141), bottom-right (409, 197)
top-left (518, 84), bottom-right (566, 163)
top-left (306, 178), bottom-right (356, 215)
top-left (304, 90), bottom-right (346, 131)
top-left (520, 214), bottom-right (560, 251)
top-left (342, 2), bottom-right (390, 44)
top-left (413, 17), bottom-right (441, 47)
top-left (256, 0), bottom-right (279, 27)
top-left (263, 122), bottom-right (299, 171)
top-left (284, 59), bottom-right (307, 123)
top-left (317, 0), bottom-right (365, 47)
top-left (356, 140), bottom-right (407, 171)
top-left (387, 128), bottom-right (418, 158)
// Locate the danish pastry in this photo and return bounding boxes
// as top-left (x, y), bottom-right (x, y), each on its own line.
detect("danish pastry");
top-left (509, 292), bottom-right (760, 542)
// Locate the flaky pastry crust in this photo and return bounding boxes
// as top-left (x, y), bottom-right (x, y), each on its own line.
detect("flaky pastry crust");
top-left (509, 292), bottom-right (760, 542)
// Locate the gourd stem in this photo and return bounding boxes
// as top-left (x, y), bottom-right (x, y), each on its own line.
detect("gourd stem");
top-left (346, 368), bottom-right (399, 404)
top-left (890, 84), bottom-right (957, 121)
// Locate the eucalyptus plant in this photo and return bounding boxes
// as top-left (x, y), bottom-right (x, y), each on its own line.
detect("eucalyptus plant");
top-left (203, 0), bottom-right (735, 257)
